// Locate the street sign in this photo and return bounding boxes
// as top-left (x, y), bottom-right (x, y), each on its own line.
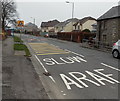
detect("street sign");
top-left (17, 20), bottom-right (24, 27)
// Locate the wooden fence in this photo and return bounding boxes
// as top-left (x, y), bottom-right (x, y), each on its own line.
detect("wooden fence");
top-left (57, 32), bottom-right (96, 43)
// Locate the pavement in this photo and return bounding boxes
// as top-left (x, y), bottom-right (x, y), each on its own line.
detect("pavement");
top-left (2, 36), bottom-right (49, 100)
top-left (18, 33), bottom-right (120, 100)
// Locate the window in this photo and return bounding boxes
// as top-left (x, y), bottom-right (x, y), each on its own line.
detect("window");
top-left (103, 35), bottom-right (107, 42)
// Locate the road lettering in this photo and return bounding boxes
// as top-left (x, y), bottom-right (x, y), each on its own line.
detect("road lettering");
top-left (69, 72), bottom-right (100, 87)
top-left (60, 69), bottom-right (119, 90)
top-left (43, 56), bottom-right (87, 66)
top-left (94, 69), bottom-right (120, 83)
top-left (86, 71), bottom-right (115, 85)
top-left (60, 74), bottom-right (84, 90)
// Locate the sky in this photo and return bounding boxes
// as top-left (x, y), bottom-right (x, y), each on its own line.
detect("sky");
top-left (15, 0), bottom-right (119, 27)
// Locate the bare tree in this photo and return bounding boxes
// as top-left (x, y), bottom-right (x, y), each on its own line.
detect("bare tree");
top-left (1, 0), bottom-right (18, 32)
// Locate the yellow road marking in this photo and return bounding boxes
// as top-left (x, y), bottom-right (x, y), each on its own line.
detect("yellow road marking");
top-left (37, 52), bottom-right (69, 55)
top-left (29, 43), bottom-right (70, 55)
top-left (36, 50), bottom-right (67, 53)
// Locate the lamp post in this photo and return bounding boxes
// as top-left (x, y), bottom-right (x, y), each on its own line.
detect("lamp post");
top-left (30, 17), bottom-right (36, 35)
top-left (66, 1), bottom-right (74, 41)
top-left (31, 17), bottom-right (35, 25)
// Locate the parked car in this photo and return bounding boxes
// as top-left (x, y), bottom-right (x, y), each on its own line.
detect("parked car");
top-left (112, 40), bottom-right (120, 58)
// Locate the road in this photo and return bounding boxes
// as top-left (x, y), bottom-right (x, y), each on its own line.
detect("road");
top-left (17, 33), bottom-right (119, 99)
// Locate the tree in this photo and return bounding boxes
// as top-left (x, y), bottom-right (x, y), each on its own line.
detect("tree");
top-left (1, 0), bottom-right (18, 32)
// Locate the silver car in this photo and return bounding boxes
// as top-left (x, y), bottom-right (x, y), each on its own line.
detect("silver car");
top-left (112, 40), bottom-right (120, 58)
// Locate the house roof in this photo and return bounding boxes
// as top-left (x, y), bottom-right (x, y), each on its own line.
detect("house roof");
top-left (54, 22), bottom-right (65, 27)
top-left (25, 22), bottom-right (38, 27)
top-left (55, 18), bottom-right (79, 27)
top-left (41, 20), bottom-right (60, 27)
top-left (73, 16), bottom-right (96, 26)
top-left (97, 5), bottom-right (120, 21)
top-left (24, 22), bottom-right (39, 31)
top-left (64, 18), bottom-right (79, 25)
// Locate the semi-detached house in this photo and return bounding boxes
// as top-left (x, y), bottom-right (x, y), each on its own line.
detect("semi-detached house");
top-left (40, 20), bottom-right (59, 33)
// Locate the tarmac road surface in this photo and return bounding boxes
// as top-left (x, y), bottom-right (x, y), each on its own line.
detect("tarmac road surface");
top-left (19, 33), bottom-right (120, 100)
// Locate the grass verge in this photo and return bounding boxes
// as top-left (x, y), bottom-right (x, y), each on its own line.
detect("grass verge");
top-left (14, 44), bottom-right (31, 56)
top-left (14, 36), bottom-right (23, 43)
top-left (14, 36), bottom-right (31, 57)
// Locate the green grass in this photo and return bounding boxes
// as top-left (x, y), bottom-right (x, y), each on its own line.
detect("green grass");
top-left (14, 44), bottom-right (31, 56)
top-left (14, 36), bottom-right (23, 43)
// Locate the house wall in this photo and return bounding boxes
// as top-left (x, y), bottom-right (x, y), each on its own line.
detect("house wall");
top-left (41, 27), bottom-right (53, 32)
top-left (97, 18), bottom-right (120, 46)
top-left (82, 20), bottom-right (97, 31)
top-left (48, 27), bottom-right (54, 31)
top-left (64, 22), bottom-right (77, 32)
top-left (54, 26), bottom-right (63, 33)
top-left (41, 27), bottom-right (48, 32)
top-left (73, 23), bottom-right (82, 31)
top-left (73, 20), bottom-right (97, 31)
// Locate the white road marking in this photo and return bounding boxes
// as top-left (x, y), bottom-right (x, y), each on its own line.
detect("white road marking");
top-left (63, 94), bottom-right (66, 96)
top-left (49, 76), bottom-right (56, 83)
top-left (35, 55), bottom-right (48, 72)
top-left (101, 63), bottom-right (120, 72)
top-left (65, 49), bottom-right (84, 58)
top-left (43, 56), bottom-right (87, 66)
top-left (34, 55), bottom-right (56, 83)
top-left (61, 91), bottom-right (63, 92)
top-left (60, 74), bottom-right (84, 90)
top-left (60, 69), bottom-right (119, 90)
top-left (50, 44), bottom-right (59, 48)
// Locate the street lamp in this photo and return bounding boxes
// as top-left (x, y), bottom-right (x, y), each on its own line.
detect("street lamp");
top-left (66, 1), bottom-right (74, 20)
top-left (66, 1), bottom-right (74, 41)
top-left (30, 17), bottom-right (35, 25)
top-left (30, 17), bottom-right (36, 35)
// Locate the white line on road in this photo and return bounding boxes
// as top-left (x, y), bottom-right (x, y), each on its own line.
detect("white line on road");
top-left (34, 55), bottom-right (56, 83)
top-left (35, 55), bottom-right (48, 72)
top-left (65, 49), bottom-right (84, 58)
top-left (101, 63), bottom-right (120, 72)
top-left (50, 44), bottom-right (59, 48)
top-left (49, 76), bottom-right (56, 83)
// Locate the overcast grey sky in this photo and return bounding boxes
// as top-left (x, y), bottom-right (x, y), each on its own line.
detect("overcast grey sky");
top-left (16, 1), bottom-right (118, 27)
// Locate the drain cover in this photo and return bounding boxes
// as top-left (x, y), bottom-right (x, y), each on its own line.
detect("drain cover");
top-left (43, 72), bottom-right (51, 76)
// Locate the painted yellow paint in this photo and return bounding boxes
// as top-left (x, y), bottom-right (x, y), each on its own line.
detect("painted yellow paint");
top-left (29, 43), bottom-right (70, 55)
top-left (37, 52), bottom-right (69, 56)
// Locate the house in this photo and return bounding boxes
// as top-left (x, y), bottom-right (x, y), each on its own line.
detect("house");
top-left (40, 20), bottom-right (60, 33)
top-left (24, 22), bottom-right (39, 34)
top-left (73, 16), bottom-right (97, 32)
top-left (97, 5), bottom-right (120, 46)
top-left (54, 22), bottom-right (65, 33)
top-left (54, 18), bottom-right (79, 33)
top-left (91, 23), bottom-right (97, 33)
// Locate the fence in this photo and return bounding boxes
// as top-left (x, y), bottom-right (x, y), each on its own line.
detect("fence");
top-left (57, 32), bottom-right (96, 43)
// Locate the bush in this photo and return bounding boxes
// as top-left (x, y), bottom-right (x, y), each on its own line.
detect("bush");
top-left (82, 29), bottom-right (91, 33)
